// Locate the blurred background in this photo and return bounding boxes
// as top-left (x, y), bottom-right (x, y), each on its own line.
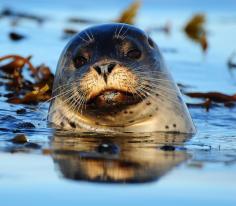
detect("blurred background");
top-left (1, 0), bottom-right (236, 91)
top-left (0, 1), bottom-right (236, 206)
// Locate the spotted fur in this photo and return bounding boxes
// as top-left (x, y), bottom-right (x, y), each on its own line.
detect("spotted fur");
top-left (48, 23), bottom-right (196, 134)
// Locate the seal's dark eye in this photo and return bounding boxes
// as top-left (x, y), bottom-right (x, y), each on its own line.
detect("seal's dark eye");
top-left (74, 56), bottom-right (87, 68)
top-left (127, 49), bottom-right (141, 59)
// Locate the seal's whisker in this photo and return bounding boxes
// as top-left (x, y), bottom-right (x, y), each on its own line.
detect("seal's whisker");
top-left (117, 24), bottom-right (125, 39)
top-left (134, 69), bottom-right (172, 77)
top-left (41, 88), bottom-right (73, 106)
top-left (51, 87), bottom-right (77, 106)
top-left (138, 80), bottom-right (179, 94)
top-left (126, 83), bottom-right (145, 101)
top-left (130, 62), bottom-right (156, 68)
top-left (136, 75), bottom-right (178, 91)
top-left (140, 79), bottom-right (181, 94)
top-left (51, 80), bottom-right (86, 98)
top-left (58, 91), bottom-right (80, 112)
top-left (132, 66), bottom-right (165, 73)
top-left (139, 83), bottom-right (180, 100)
top-left (138, 84), bottom-right (182, 107)
top-left (137, 86), bottom-right (183, 114)
top-left (133, 66), bottom-right (171, 75)
top-left (133, 69), bottom-right (176, 83)
top-left (36, 86), bottom-right (76, 115)
top-left (68, 97), bottom-right (81, 116)
top-left (134, 87), bottom-right (162, 114)
top-left (114, 25), bottom-right (119, 38)
top-left (150, 84), bottom-right (181, 95)
top-left (136, 89), bottom-right (160, 114)
top-left (52, 81), bottom-right (81, 93)
top-left (46, 93), bottom-right (76, 119)
top-left (89, 30), bottom-right (95, 41)
top-left (52, 82), bottom-right (84, 101)
top-left (80, 93), bottom-right (88, 114)
top-left (132, 67), bottom-right (174, 79)
top-left (78, 35), bottom-right (90, 44)
top-left (47, 97), bottom-right (72, 118)
top-left (68, 86), bottom-right (89, 114)
top-left (78, 97), bottom-right (86, 113)
top-left (133, 67), bottom-right (170, 76)
top-left (73, 91), bottom-right (86, 114)
top-left (55, 94), bottom-right (79, 123)
top-left (121, 27), bottom-right (129, 40)
top-left (134, 88), bottom-right (148, 102)
top-left (84, 31), bottom-right (93, 42)
top-left (70, 95), bottom-right (86, 118)
top-left (137, 75), bottom-right (176, 85)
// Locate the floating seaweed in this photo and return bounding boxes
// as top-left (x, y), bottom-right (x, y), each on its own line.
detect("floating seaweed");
top-left (227, 52), bottom-right (236, 69)
top-left (9, 32), bottom-right (26, 41)
top-left (0, 55), bottom-right (54, 105)
top-left (10, 134), bottom-right (28, 144)
top-left (8, 84), bottom-right (51, 104)
top-left (186, 92), bottom-right (236, 103)
top-left (62, 28), bottom-right (79, 39)
top-left (66, 0), bottom-right (141, 26)
top-left (184, 14), bottom-right (208, 52)
top-left (185, 92), bottom-right (236, 110)
top-left (117, 0), bottom-right (141, 24)
top-left (0, 8), bottom-right (46, 24)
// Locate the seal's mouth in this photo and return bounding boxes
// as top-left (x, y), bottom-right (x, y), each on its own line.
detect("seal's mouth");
top-left (86, 89), bottom-right (141, 109)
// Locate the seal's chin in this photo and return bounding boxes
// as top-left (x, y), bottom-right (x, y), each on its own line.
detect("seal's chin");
top-left (86, 89), bottom-right (141, 109)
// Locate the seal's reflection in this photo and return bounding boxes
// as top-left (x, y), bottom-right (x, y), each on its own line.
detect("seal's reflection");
top-left (51, 132), bottom-right (191, 183)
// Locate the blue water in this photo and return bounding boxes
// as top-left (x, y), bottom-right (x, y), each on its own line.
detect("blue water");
top-left (0, 1), bottom-right (236, 206)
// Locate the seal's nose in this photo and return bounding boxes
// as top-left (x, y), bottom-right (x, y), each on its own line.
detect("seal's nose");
top-left (94, 63), bottom-right (116, 75)
top-left (94, 63), bottom-right (116, 82)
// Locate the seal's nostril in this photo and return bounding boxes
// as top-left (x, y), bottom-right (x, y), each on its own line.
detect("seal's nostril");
top-left (94, 66), bottom-right (101, 75)
top-left (94, 63), bottom-right (116, 75)
top-left (107, 63), bottom-right (116, 73)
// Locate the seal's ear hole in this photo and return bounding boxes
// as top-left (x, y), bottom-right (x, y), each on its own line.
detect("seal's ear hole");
top-left (148, 37), bottom-right (155, 48)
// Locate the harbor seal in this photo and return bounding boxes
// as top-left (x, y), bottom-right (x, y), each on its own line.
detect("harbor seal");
top-left (48, 23), bottom-right (196, 133)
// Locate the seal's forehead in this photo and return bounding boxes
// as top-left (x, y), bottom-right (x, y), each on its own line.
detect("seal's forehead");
top-left (64, 23), bottom-right (149, 54)
top-left (91, 24), bottom-right (146, 37)
top-left (76, 23), bottom-right (147, 43)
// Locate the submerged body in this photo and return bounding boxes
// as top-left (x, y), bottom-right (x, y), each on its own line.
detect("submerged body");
top-left (48, 23), bottom-right (196, 133)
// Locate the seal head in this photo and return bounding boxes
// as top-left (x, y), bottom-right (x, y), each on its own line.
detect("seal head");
top-left (48, 23), bottom-right (196, 133)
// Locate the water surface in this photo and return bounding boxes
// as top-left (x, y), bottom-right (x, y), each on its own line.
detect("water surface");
top-left (0, 0), bottom-right (236, 205)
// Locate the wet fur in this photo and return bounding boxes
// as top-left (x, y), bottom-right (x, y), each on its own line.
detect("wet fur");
top-left (48, 23), bottom-right (196, 133)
